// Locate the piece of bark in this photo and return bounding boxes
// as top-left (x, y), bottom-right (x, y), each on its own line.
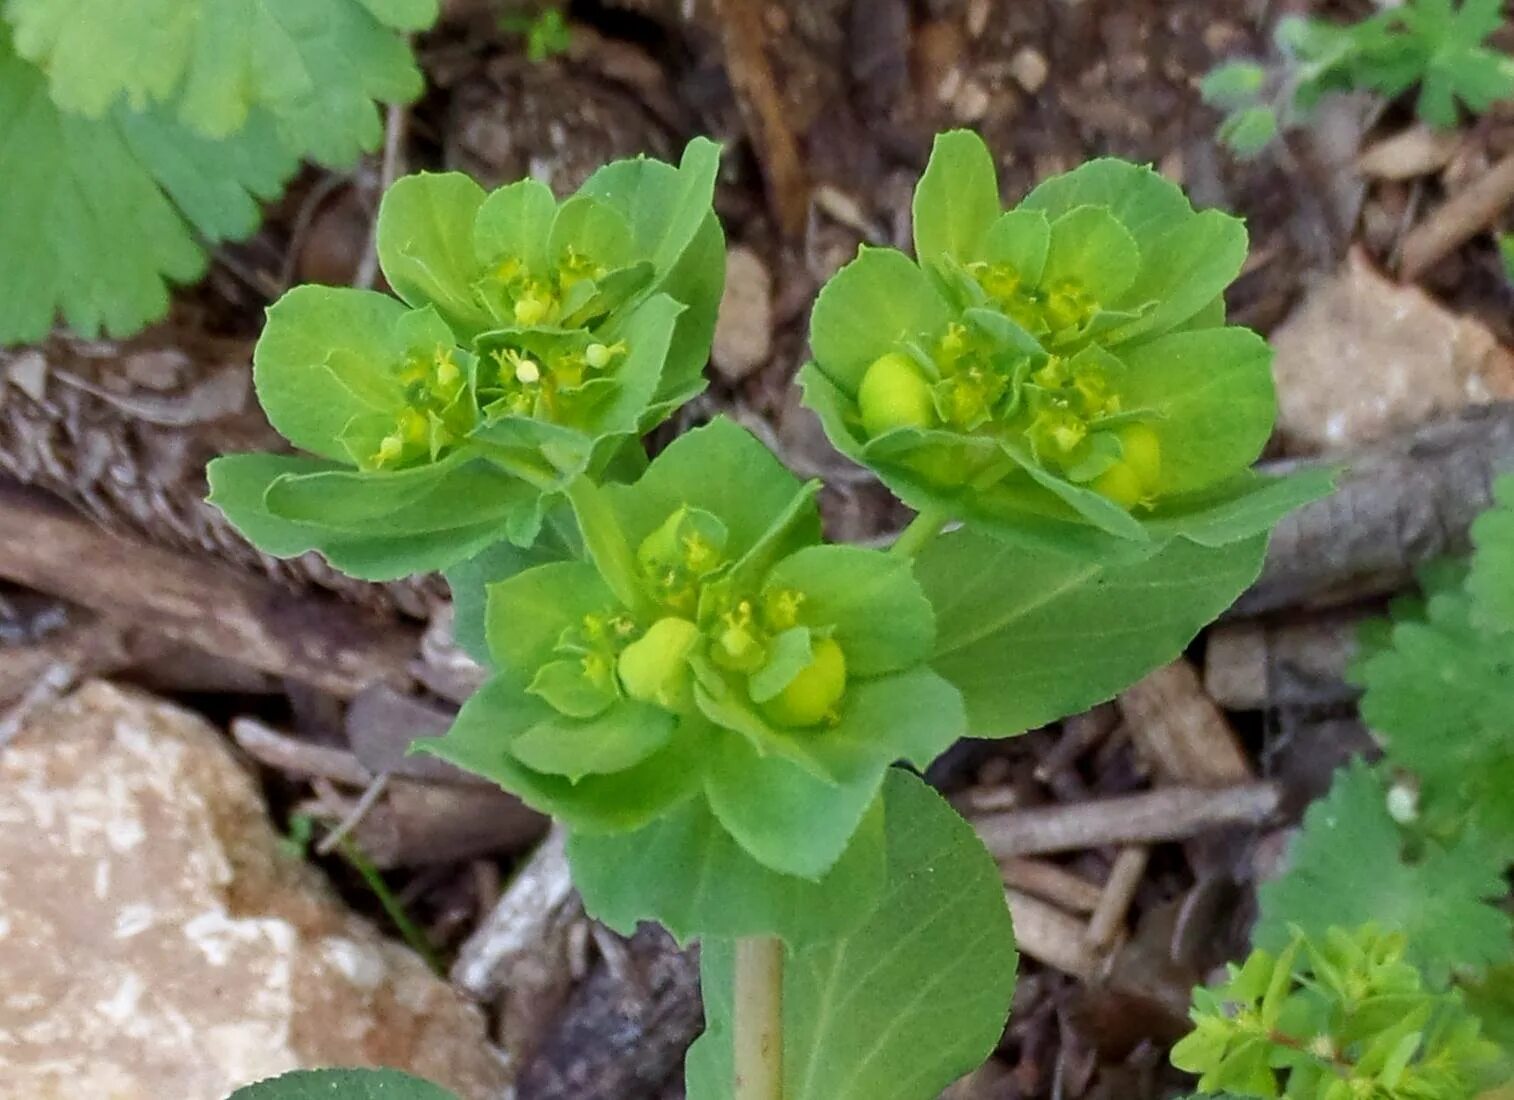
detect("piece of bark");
top-left (1118, 661), bottom-right (1252, 786)
top-left (0, 612), bottom-right (141, 707)
top-left (1238, 403), bottom-right (1514, 616)
top-left (0, 332), bottom-right (440, 618)
top-left (0, 479), bottom-right (418, 698)
top-left (345, 684), bottom-right (486, 785)
top-left (453, 828), bottom-right (578, 1001)
top-left (349, 778), bottom-right (547, 869)
top-left (1001, 858), bottom-right (1104, 914)
top-left (973, 783), bottom-right (1282, 858)
top-left (515, 925), bottom-right (703, 1100)
top-left (1005, 889), bottom-right (1099, 979)
top-left (1205, 611), bottom-right (1365, 711)
top-left (1085, 847), bottom-right (1150, 951)
top-left (1401, 150), bottom-right (1514, 279)
top-left (231, 716), bottom-right (376, 786)
top-left (1357, 124), bottom-right (1463, 180)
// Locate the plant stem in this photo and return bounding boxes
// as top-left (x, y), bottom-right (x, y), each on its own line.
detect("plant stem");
top-left (565, 474), bottom-right (653, 616)
top-left (733, 935), bottom-right (785, 1100)
top-left (889, 505), bottom-right (949, 558)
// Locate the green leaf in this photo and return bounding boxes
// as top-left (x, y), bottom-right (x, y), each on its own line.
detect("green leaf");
top-left (1144, 468), bottom-right (1336, 548)
top-left (917, 528), bottom-right (1266, 735)
top-left (1112, 210), bottom-right (1250, 342)
top-left (809, 247), bottom-right (954, 393)
top-left (485, 560), bottom-right (620, 673)
top-left (1118, 326), bottom-right (1276, 495)
top-left (605, 417), bottom-right (818, 564)
top-left (8, 0), bottom-right (431, 166)
top-left (1255, 762), bottom-right (1514, 985)
top-left (207, 452), bottom-right (513, 580)
top-left (912, 129), bottom-right (1001, 269)
top-left (263, 458), bottom-right (526, 537)
top-left (686, 770), bottom-right (1018, 1100)
top-left (1202, 60), bottom-right (1268, 109)
top-left (1218, 105), bottom-right (1280, 158)
top-left (251, 285), bottom-right (411, 461)
top-left (1468, 473), bottom-right (1514, 631)
top-left (762, 546), bottom-right (936, 676)
top-left (701, 726), bottom-right (885, 879)
top-left (749, 627), bottom-right (815, 703)
top-left (228, 1068), bottom-right (458, 1099)
top-left (415, 678), bottom-right (702, 834)
top-left (1041, 206), bottom-right (1140, 303)
top-left (0, 32), bottom-right (296, 343)
top-left (982, 209), bottom-right (1052, 283)
top-left (510, 701), bottom-right (676, 780)
top-left (568, 788), bottom-right (887, 945)
top-left (473, 177), bottom-right (556, 272)
top-left (444, 532), bottom-right (572, 667)
top-left (377, 172), bottom-right (491, 333)
top-left (1020, 157), bottom-right (1194, 257)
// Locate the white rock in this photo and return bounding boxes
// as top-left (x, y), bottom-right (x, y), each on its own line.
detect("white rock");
top-left (1270, 248), bottom-right (1514, 454)
top-left (0, 683), bottom-right (509, 1099)
top-left (711, 246), bottom-right (774, 382)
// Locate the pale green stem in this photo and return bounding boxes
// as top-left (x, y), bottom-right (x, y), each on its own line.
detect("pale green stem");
top-left (564, 474), bottom-right (654, 617)
top-left (889, 504), bottom-right (950, 558)
top-left (733, 935), bottom-right (784, 1100)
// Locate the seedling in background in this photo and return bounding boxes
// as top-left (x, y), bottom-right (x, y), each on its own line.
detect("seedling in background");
top-left (1204, 0), bottom-right (1514, 159)
top-left (214, 131), bottom-right (1329, 1100)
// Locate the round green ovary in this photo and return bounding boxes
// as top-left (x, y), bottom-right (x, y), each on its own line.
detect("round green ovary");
top-left (617, 616), bottom-right (701, 711)
top-left (1090, 423), bottom-right (1163, 508)
top-left (859, 352), bottom-right (936, 437)
top-left (759, 636), bottom-right (847, 729)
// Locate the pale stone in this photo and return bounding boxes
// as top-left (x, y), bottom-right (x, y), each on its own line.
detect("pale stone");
top-left (711, 245), bottom-right (773, 382)
top-left (1270, 248), bottom-right (1514, 454)
top-left (0, 682), bottom-right (509, 1100)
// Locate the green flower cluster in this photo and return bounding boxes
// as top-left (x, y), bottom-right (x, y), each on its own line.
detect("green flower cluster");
top-left (1174, 925), bottom-right (1502, 1099)
top-left (207, 139), bottom-right (724, 579)
top-left (802, 130), bottom-right (1315, 559)
top-left (420, 419), bottom-right (964, 886)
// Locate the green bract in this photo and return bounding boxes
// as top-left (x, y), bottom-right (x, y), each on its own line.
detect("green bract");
top-left (802, 129), bottom-right (1314, 559)
top-left (418, 419), bottom-right (965, 901)
top-left (207, 139), bottom-right (724, 579)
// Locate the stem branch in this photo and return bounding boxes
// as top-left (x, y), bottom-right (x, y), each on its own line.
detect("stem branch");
top-left (733, 935), bottom-right (784, 1100)
top-left (889, 505), bottom-right (949, 558)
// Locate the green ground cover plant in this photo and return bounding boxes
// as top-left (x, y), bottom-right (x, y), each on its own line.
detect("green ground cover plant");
top-left (215, 130), bottom-right (1325, 1099)
top-left (1174, 478), bottom-right (1514, 1099)
top-left (1202, 0), bottom-right (1514, 158)
top-left (0, 0), bottom-right (438, 344)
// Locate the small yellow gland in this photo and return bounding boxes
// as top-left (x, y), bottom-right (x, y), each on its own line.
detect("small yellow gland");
top-left (760, 636), bottom-right (847, 729)
top-left (514, 357), bottom-right (542, 385)
top-left (374, 433), bottom-right (405, 467)
top-left (617, 617), bottom-right (701, 711)
top-left (858, 352), bottom-right (935, 438)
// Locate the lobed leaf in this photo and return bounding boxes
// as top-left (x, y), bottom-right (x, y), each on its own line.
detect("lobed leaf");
top-left (228, 1068), bottom-right (457, 1099)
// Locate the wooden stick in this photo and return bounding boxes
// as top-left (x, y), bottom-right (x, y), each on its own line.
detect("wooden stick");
top-left (1118, 660), bottom-right (1251, 786)
top-left (1239, 403), bottom-right (1514, 616)
top-left (973, 783), bottom-right (1281, 859)
top-left (231, 716), bottom-right (375, 785)
top-left (716, 0), bottom-right (811, 235)
top-left (1001, 858), bottom-right (1104, 914)
top-left (1005, 889), bottom-right (1099, 979)
top-left (1085, 847), bottom-right (1150, 950)
top-left (1400, 151), bottom-right (1514, 279)
top-left (0, 480), bottom-right (418, 697)
top-left (452, 826), bottom-right (577, 1000)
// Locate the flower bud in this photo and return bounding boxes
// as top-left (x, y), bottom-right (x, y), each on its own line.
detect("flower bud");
top-left (759, 636), bottom-right (847, 729)
top-left (617, 617), bottom-right (701, 712)
top-left (858, 352), bottom-right (936, 438)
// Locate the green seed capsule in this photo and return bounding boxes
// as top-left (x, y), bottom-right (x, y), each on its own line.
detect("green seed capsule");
top-left (617, 617), bottom-right (701, 711)
top-left (1117, 423), bottom-right (1161, 491)
top-left (1090, 462), bottom-right (1143, 509)
top-left (858, 353), bottom-right (935, 438)
top-left (760, 636), bottom-right (847, 729)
